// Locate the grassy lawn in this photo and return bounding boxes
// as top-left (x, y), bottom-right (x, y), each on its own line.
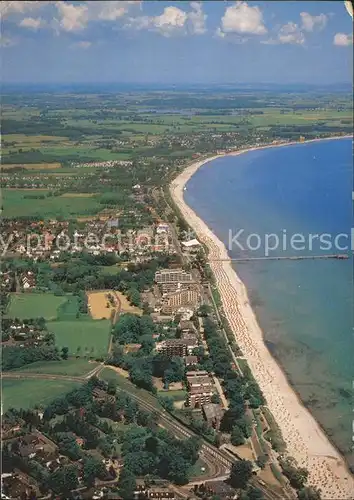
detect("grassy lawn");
top-left (9, 359), bottom-right (97, 377)
top-left (56, 295), bottom-right (81, 320)
top-left (2, 379), bottom-right (81, 412)
top-left (48, 319), bottom-right (111, 357)
top-left (189, 458), bottom-right (210, 479)
top-left (158, 390), bottom-right (187, 401)
top-left (99, 265), bottom-right (120, 275)
top-left (2, 189), bottom-right (102, 218)
top-left (7, 293), bottom-right (67, 320)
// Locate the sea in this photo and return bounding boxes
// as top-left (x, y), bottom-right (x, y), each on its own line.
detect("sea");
top-left (184, 138), bottom-right (353, 467)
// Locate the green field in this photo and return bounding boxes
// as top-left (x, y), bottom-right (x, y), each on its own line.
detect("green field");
top-left (10, 359), bottom-right (97, 377)
top-left (56, 295), bottom-right (80, 320)
top-left (2, 378), bottom-right (81, 412)
top-left (49, 319), bottom-right (111, 357)
top-left (2, 189), bottom-right (102, 218)
top-left (158, 389), bottom-right (187, 401)
top-left (8, 293), bottom-right (67, 320)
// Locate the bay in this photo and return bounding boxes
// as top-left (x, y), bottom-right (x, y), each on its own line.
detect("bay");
top-left (185, 138), bottom-right (353, 466)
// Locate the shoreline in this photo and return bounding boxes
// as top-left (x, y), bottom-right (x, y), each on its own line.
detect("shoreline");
top-left (169, 135), bottom-right (354, 499)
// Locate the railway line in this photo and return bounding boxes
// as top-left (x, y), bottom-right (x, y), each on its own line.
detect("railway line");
top-left (3, 365), bottom-right (293, 498)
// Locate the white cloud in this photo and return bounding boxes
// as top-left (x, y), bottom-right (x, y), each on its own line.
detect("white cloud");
top-left (152, 6), bottom-right (187, 36)
top-left (188, 2), bottom-right (207, 35)
top-left (55, 2), bottom-right (89, 32)
top-left (53, 1), bottom-right (140, 32)
top-left (333, 33), bottom-right (353, 46)
top-left (96, 1), bottom-right (139, 21)
top-left (300, 12), bottom-right (327, 32)
top-left (73, 40), bottom-right (92, 49)
top-left (0, 1), bottom-right (48, 18)
top-left (124, 3), bottom-right (206, 37)
top-left (19, 17), bottom-right (45, 30)
top-left (277, 22), bottom-right (305, 45)
top-left (218, 1), bottom-right (267, 37)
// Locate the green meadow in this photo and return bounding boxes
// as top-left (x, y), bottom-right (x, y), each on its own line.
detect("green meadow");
top-left (48, 319), bottom-right (111, 357)
top-left (2, 378), bottom-right (81, 412)
top-left (11, 359), bottom-right (97, 377)
top-left (7, 293), bottom-right (67, 320)
top-left (2, 189), bottom-right (102, 219)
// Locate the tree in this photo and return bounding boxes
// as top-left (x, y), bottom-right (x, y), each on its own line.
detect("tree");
top-left (158, 395), bottom-right (174, 412)
top-left (140, 334), bottom-right (155, 354)
top-left (280, 457), bottom-right (309, 490)
top-left (240, 486), bottom-right (265, 500)
top-left (229, 460), bottom-right (253, 489)
top-left (231, 425), bottom-right (245, 446)
top-left (220, 403), bottom-right (245, 432)
top-left (163, 356), bottom-right (185, 386)
top-left (57, 432), bottom-right (82, 460)
top-left (198, 304), bottom-right (211, 317)
top-left (107, 380), bottom-right (117, 395)
top-left (118, 467), bottom-right (137, 500)
top-left (83, 456), bottom-right (106, 487)
top-left (256, 454), bottom-right (268, 469)
top-left (297, 487), bottom-right (322, 500)
top-left (50, 465), bottom-right (78, 494)
top-left (167, 454), bottom-right (190, 485)
top-left (127, 287), bottom-right (141, 307)
top-left (61, 346), bottom-right (69, 359)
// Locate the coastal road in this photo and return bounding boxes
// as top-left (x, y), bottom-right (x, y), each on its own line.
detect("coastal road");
top-left (207, 282), bottom-right (244, 377)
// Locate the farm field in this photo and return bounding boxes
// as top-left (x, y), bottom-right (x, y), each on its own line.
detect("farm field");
top-left (2, 189), bottom-right (102, 218)
top-left (2, 91), bottom-right (352, 167)
top-left (9, 359), bottom-right (97, 377)
top-left (48, 319), bottom-right (111, 357)
top-left (87, 290), bottom-right (117, 320)
top-left (7, 293), bottom-right (67, 320)
top-left (2, 378), bottom-right (81, 412)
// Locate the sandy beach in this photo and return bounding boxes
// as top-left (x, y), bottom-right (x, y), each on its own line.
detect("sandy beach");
top-left (170, 137), bottom-right (354, 499)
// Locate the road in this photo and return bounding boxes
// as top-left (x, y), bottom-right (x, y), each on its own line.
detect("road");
top-left (2, 364), bottom-right (103, 382)
top-left (207, 282), bottom-right (244, 377)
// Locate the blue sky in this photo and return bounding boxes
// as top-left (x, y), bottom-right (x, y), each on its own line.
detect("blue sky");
top-left (1, 1), bottom-right (353, 84)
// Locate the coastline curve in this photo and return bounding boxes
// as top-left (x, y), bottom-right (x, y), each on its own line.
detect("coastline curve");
top-left (170, 136), bottom-right (354, 499)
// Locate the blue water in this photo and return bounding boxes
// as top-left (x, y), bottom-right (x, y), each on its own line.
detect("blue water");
top-left (185, 138), bottom-right (353, 464)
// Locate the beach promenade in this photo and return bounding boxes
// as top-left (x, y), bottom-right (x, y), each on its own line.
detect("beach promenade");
top-left (170, 139), bottom-right (354, 499)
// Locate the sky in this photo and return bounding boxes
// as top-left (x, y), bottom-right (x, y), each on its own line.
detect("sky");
top-left (1, 1), bottom-right (353, 85)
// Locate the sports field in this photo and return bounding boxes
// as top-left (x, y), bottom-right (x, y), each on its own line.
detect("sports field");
top-left (49, 319), bottom-right (111, 357)
top-left (2, 378), bottom-right (81, 412)
top-left (7, 293), bottom-right (67, 320)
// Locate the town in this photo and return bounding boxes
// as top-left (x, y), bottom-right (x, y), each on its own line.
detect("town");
top-left (2, 81), bottom-right (352, 500)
